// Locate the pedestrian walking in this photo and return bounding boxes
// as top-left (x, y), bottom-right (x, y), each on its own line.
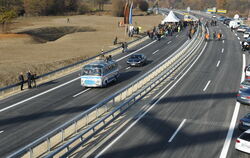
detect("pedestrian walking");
top-left (31, 72), bottom-right (37, 88)
top-left (27, 70), bottom-right (32, 89)
top-left (18, 72), bottom-right (24, 91)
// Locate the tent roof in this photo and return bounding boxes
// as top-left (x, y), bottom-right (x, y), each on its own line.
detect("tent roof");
top-left (162, 11), bottom-right (180, 23)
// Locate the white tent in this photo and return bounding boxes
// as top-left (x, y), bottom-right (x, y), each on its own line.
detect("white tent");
top-left (161, 11), bottom-right (180, 23)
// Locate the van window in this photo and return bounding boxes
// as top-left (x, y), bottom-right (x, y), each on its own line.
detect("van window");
top-left (240, 133), bottom-right (250, 141)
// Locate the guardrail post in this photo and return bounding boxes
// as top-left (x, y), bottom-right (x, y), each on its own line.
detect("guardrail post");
top-left (29, 148), bottom-right (33, 158)
top-left (47, 138), bottom-right (51, 151)
top-left (96, 108), bottom-right (99, 118)
top-left (61, 129), bottom-right (65, 142)
top-left (74, 121), bottom-right (77, 134)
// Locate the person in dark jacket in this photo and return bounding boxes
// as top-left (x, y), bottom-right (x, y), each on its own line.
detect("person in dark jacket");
top-left (31, 72), bottom-right (37, 88)
top-left (18, 72), bottom-right (24, 91)
top-left (27, 70), bottom-right (32, 89)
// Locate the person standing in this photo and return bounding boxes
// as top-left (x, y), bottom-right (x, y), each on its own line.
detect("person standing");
top-left (31, 72), bottom-right (37, 88)
top-left (27, 71), bottom-right (32, 89)
top-left (18, 72), bottom-right (24, 91)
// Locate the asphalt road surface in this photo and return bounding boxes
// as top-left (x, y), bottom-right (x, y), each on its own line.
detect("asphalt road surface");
top-left (88, 15), bottom-right (250, 158)
top-left (0, 16), bottom-right (190, 157)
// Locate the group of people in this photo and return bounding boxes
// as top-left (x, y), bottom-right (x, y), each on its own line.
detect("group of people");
top-left (205, 31), bottom-right (223, 41)
top-left (18, 71), bottom-right (37, 91)
top-left (205, 20), bottom-right (217, 27)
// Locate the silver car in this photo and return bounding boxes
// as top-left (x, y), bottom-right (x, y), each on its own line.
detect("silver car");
top-left (240, 80), bottom-right (250, 90)
top-left (237, 88), bottom-right (250, 105)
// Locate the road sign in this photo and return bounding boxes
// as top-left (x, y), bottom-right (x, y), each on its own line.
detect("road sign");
top-left (217, 9), bottom-right (227, 14)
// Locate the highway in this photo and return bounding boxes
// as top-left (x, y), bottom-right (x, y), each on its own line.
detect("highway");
top-left (0, 15), bottom-right (191, 156)
top-left (85, 15), bottom-right (250, 158)
top-left (1, 10), bottom-right (250, 158)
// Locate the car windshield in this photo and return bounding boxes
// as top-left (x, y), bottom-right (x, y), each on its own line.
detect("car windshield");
top-left (239, 133), bottom-right (250, 141)
top-left (82, 65), bottom-right (102, 76)
top-left (130, 55), bottom-right (142, 59)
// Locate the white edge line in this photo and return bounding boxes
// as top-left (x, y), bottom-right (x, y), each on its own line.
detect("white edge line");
top-left (73, 88), bottom-right (91, 98)
top-left (168, 119), bottom-right (186, 142)
top-left (95, 39), bottom-right (208, 158)
top-left (203, 80), bottom-right (211, 91)
top-left (1, 40), bottom-right (157, 113)
top-left (219, 54), bottom-right (245, 158)
top-left (216, 60), bottom-right (221, 67)
top-left (152, 50), bottom-right (159, 55)
top-left (0, 77), bottom-right (79, 113)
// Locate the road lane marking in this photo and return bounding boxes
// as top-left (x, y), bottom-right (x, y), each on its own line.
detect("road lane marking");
top-left (219, 54), bottom-right (245, 158)
top-left (221, 48), bottom-right (224, 53)
top-left (126, 67), bottom-right (131, 70)
top-left (168, 119), bottom-right (186, 143)
top-left (1, 40), bottom-right (157, 113)
top-left (0, 131), bottom-right (3, 134)
top-left (216, 60), bottom-right (221, 67)
top-left (0, 77), bottom-right (79, 113)
top-left (203, 80), bottom-right (211, 91)
top-left (235, 33), bottom-right (237, 36)
top-left (167, 41), bottom-right (172, 44)
top-left (95, 40), bottom-right (208, 158)
top-left (73, 88), bottom-right (91, 98)
top-left (237, 37), bottom-right (240, 40)
top-left (152, 50), bottom-right (159, 55)
top-left (176, 35), bottom-right (179, 37)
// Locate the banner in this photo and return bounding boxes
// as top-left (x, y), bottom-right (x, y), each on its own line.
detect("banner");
top-left (124, 2), bottom-right (130, 24)
top-left (129, 2), bottom-right (133, 24)
top-left (217, 10), bottom-right (227, 14)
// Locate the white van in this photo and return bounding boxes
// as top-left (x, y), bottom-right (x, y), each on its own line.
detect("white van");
top-left (229, 20), bottom-right (241, 29)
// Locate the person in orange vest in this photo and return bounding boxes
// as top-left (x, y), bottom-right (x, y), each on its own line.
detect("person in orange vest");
top-left (205, 32), bottom-right (210, 41)
top-left (217, 32), bottom-right (222, 40)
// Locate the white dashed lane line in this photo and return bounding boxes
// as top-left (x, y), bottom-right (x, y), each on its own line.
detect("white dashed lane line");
top-left (216, 60), bottom-right (221, 67)
top-left (126, 67), bottom-right (131, 70)
top-left (0, 131), bottom-right (4, 134)
top-left (203, 80), bottom-right (211, 91)
top-left (222, 40), bottom-right (224, 43)
top-left (73, 88), bottom-right (91, 98)
top-left (168, 119), bottom-right (187, 143)
top-left (176, 35), bottom-right (179, 37)
top-left (152, 50), bottom-right (159, 55)
top-left (237, 37), bottom-right (240, 40)
top-left (167, 41), bottom-right (172, 44)
top-left (221, 48), bottom-right (224, 53)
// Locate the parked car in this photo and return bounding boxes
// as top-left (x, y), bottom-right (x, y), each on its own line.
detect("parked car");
top-left (243, 29), bottom-right (250, 39)
top-left (237, 88), bottom-right (250, 105)
top-left (223, 18), bottom-right (232, 25)
top-left (127, 54), bottom-right (147, 66)
top-left (238, 113), bottom-right (250, 131)
top-left (229, 20), bottom-right (241, 29)
top-left (237, 25), bottom-right (249, 33)
top-left (235, 129), bottom-right (250, 154)
top-left (245, 64), bottom-right (250, 79)
top-left (241, 38), bottom-right (250, 51)
top-left (218, 16), bottom-right (226, 22)
top-left (240, 80), bottom-right (250, 90)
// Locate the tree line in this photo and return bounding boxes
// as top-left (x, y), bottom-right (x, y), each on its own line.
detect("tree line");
top-left (160, 0), bottom-right (249, 16)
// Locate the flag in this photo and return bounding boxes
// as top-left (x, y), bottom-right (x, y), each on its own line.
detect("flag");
top-left (129, 2), bottom-right (133, 24)
top-left (124, 2), bottom-right (130, 24)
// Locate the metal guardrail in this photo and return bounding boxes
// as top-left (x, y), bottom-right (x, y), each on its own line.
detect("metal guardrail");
top-left (8, 23), bottom-right (204, 158)
top-left (0, 35), bottom-right (147, 95)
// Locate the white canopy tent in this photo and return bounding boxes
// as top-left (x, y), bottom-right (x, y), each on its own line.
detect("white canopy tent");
top-left (161, 11), bottom-right (180, 23)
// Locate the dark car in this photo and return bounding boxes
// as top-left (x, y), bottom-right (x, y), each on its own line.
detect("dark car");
top-left (237, 88), bottom-right (250, 105)
top-left (239, 113), bottom-right (250, 131)
top-left (223, 18), bottom-right (232, 25)
top-left (218, 16), bottom-right (226, 22)
top-left (127, 54), bottom-right (147, 66)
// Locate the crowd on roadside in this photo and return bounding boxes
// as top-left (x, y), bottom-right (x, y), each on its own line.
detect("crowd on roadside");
top-left (146, 20), bottom-right (200, 41)
top-left (18, 71), bottom-right (37, 91)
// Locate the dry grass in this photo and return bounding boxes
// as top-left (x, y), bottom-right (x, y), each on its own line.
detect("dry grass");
top-left (0, 11), bottom-right (163, 87)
